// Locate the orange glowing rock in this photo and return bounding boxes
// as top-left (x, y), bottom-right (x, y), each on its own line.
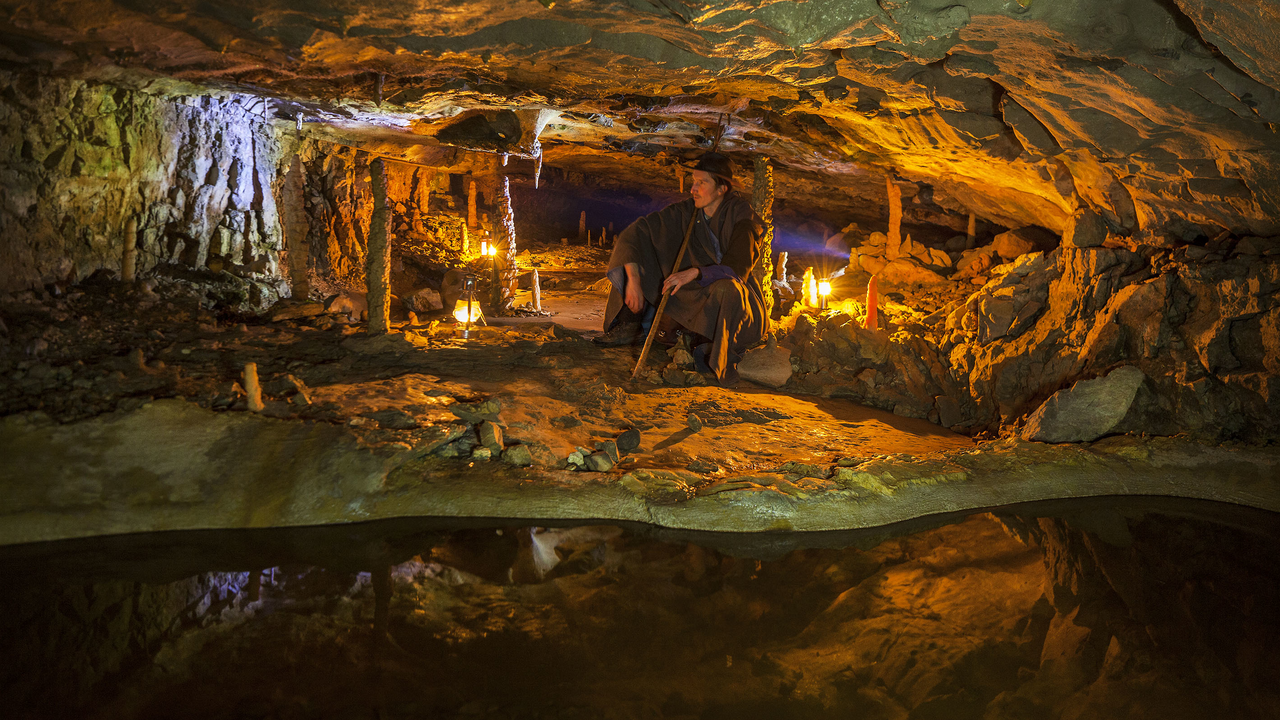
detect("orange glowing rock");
top-left (864, 275), bottom-right (878, 330)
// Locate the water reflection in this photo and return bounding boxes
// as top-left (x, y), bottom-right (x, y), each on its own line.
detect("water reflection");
top-left (1, 498), bottom-right (1278, 719)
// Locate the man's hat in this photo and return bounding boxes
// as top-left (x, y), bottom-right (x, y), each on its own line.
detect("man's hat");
top-left (683, 152), bottom-right (734, 185)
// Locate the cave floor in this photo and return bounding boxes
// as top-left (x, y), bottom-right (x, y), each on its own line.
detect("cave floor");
top-left (2, 279), bottom-right (1279, 546)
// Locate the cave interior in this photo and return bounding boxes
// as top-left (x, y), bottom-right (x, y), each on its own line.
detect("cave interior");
top-left (1, 0), bottom-right (1280, 717)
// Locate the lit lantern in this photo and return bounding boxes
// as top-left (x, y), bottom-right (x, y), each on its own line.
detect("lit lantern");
top-left (453, 298), bottom-right (482, 324)
top-left (818, 280), bottom-right (831, 309)
top-left (487, 244), bottom-right (497, 256)
top-left (454, 273), bottom-right (484, 338)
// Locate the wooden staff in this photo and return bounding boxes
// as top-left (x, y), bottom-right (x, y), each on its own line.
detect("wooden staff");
top-left (631, 116), bottom-right (727, 381)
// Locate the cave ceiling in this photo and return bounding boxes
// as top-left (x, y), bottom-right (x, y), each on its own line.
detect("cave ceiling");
top-left (2, 0), bottom-right (1279, 236)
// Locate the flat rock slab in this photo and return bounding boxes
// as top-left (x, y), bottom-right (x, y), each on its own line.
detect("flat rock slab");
top-left (2, 400), bottom-right (1278, 546)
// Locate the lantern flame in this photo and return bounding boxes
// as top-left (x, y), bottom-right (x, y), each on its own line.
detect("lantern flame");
top-left (818, 280), bottom-right (831, 297)
top-left (453, 299), bottom-right (482, 324)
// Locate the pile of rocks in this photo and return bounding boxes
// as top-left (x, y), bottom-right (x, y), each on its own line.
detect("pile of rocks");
top-left (774, 217), bottom-right (1280, 442)
top-left (433, 399), bottom-right (534, 466)
top-left (565, 428), bottom-right (641, 472)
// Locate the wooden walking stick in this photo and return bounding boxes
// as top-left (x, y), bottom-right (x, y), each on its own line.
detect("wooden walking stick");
top-left (631, 116), bottom-right (727, 381)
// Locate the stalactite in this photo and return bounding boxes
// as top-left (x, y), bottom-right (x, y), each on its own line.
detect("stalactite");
top-left (367, 157), bottom-right (392, 334)
top-left (886, 177), bottom-right (902, 261)
top-left (534, 154), bottom-right (543, 189)
top-left (121, 217), bottom-right (137, 282)
top-left (752, 156), bottom-right (775, 327)
top-left (497, 176), bottom-right (517, 311)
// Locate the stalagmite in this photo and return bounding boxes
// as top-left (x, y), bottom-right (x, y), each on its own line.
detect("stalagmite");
top-left (531, 269), bottom-right (542, 312)
top-left (578, 210), bottom-right (587, 243)
top-left (752, 156), bottom-right (775, 325)
top-left (678, 168), bottom-right (684, 193)
top-left (497, 176), bottom-right (517, 311)
top-left (121, 217), bottom-right (138, 282)
top-left (967, 212), bottom-right (976, 250)
top-left (586, 229), bottom-right (592, 247)
top-left (243, 362), bottom-right (264, 412)
top-left (777, 251), bottom-right (788, 283)
top-left (803, 267), bottom-right (818, 307)
top-left (367, 157), bottom-right (392, 334)
top-left (376, 73), bottom-right (385, 105)
top-left (864, 275), bottom-right (879, 331)
top-left (886, 178), bottom-right (902, 261)
top-left (467, 180), bottom-right (477, 228)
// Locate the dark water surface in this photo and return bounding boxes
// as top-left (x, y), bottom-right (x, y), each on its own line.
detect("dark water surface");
top-left (2, 497), bottom-right (1278, 720)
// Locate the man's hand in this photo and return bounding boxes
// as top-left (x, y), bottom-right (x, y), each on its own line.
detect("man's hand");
top-left (662, 267), bottom-right (701, 296)
top-left (624, 263), bottom-right (645, 313)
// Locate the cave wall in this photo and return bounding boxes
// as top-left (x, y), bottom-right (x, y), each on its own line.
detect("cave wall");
top-left (0, 72), bottom-right (293, 298)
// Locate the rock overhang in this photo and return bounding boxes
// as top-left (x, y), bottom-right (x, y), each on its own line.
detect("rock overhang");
top-left (3, 0), bottom-right (1277, 238)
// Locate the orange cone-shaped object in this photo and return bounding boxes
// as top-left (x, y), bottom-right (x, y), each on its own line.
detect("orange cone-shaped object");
top-left (864, 275), bottom-right (879, 330)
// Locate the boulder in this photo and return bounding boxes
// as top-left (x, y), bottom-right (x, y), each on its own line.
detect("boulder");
top-left (992, 226), bottom-right (1058, 260)
top-left (407, 287), bottom-right (443, 312)
top-left (268, 298), bottom-right (326, 321)
top-left (1021, 366), bottom-right (1159, 443)
top-left (1061, 208), bottom-right (1107, 249)
top-left (876, 258), bottom-right (948, 287)
top-left (738, 345), bottom-right (793, 388)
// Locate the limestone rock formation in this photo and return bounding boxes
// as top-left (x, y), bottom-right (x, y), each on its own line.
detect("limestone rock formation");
top-left (1021, 366), bottom-right (1157, 443)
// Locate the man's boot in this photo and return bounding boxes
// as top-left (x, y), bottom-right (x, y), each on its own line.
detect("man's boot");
top-left (593, 321), bottom-right (642, 347)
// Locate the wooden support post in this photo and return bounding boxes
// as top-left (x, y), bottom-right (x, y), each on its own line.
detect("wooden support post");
top-left (886, 177), bottom-right (902, 261)
top-left (367, 157), bottom-right (392, 334)
top-left (752, 156), bottom-right (775, 325)
top-left (121, 217), bottom-right (138, 282)
top-left (966, 212), bottom-right (976, 250)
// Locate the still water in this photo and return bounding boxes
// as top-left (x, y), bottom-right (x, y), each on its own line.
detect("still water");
top-left (1, 497), bottom-right (1278, 719)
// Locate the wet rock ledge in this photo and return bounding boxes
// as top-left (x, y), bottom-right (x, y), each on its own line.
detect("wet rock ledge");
top-left (2, 398), bottom-right (1277, 546)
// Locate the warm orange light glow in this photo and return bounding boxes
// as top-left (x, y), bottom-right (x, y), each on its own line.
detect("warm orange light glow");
top-left (453, 299), bottom-right (482, 324)
top-left (487, 245), bottom-right (498, 257)
top-left (480, 241), bottom-right (488, 256)
top-left (818, 280), bottom-right (831, 297)
top-left (803, 267), bottom-right (818, 307)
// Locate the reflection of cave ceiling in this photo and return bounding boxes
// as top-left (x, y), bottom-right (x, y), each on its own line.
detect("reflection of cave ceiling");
top-left (3, 0), bottom-right (1279, 237)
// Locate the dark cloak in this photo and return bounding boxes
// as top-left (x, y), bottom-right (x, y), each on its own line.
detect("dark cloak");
top-left (604, 192), bottom-right (767, 377)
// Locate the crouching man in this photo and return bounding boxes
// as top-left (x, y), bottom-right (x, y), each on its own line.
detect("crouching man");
top-left (595, 153), bottom-right (766, 385)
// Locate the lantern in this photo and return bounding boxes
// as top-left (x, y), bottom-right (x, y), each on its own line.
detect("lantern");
top-left (818, 280), bottom-right (831, 310)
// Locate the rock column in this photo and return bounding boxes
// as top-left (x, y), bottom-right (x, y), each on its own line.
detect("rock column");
top-left (281, 155), bottom-right (310, 299)
top-left (967, 212), bottom-right (976, 250)
top-left (497, 176), bottom-right (517, 311)
top-left (752, 156), bottom-right (775, 326)
top-left (886, 177), bottom-right (902, 261)
top-left (578, 211), bottom-right (587, 243)
top-left (367, 157), bottom-right (392, 334)
top-left (467, 179), bottom-right (477, 229)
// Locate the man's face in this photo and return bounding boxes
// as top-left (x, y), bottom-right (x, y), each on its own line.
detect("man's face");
top-left (690, 170), bottom-right (727, 210)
